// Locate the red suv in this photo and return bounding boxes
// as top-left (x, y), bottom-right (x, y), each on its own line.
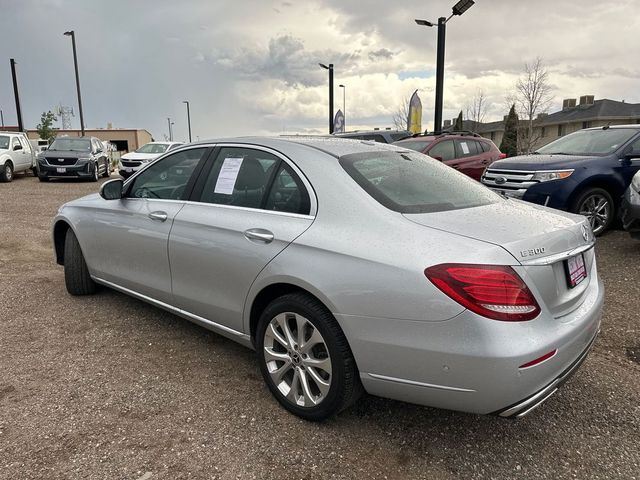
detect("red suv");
top-left (393, 132), bottom-right (505, 181)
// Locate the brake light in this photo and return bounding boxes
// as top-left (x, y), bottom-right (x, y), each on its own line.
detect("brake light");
top-left (499, 153), bottom-right (507, 159)
top-left (424, 264), bottom-right (541, 321)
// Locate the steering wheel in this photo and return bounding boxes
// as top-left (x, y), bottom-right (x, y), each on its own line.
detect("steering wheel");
top-left (170, 184), bottom-right (185, 200)
top-left (136, 187), bottom-right (160, 199)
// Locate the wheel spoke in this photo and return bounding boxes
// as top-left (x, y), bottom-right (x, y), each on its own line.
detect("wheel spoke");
top-left (264, 347), bottom-right (289, 363)
top-left (268, 359), bottom-right (293, 384)
top-left (295, 315), bottom-right (307, 347)
top-left (299, 327), bottom-right (323, 354)
top-left (303, 356), bottom-right (332, 376)
top-left (306, 367), bottom-right (331, 397)
top-left (286, 369), bottom-right (301, 404)
top-left (298, 369), bottom-right (317, 406)
top-left (279, 314), bottom-right (298, 349)
top-left (266, 322), bottom-right (288, 349)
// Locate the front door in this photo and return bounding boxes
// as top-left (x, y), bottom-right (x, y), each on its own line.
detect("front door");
top-left (82, 146), bottom-right (210, 302)
top-left (169, 146), bottom-right (314, 332)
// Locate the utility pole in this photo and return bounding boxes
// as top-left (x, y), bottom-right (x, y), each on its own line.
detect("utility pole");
top-left (183, 101), bottom-right (192, 142)
top-left (10, 59), bottom-right (24, 131)
top-left (64, 31), bottom-right (86, 135)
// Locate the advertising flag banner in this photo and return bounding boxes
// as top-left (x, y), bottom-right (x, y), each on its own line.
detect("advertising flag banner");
top-left (333, 109), bottom-right (345, 133)
top-left (406, 90), bottom-right (422, 134)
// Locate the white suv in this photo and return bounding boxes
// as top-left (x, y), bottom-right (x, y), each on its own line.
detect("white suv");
top-left (0, 132), bottom-right (36, 182)
top-left (118, 141), bottom-right (183, 178)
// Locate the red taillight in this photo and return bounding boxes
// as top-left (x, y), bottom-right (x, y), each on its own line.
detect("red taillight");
top-left (519, 349), bottom-right (557, 369)
top-left (424, 264), bottom-right (541, 321)
top-left (499, 153), bottom-right (507, 159)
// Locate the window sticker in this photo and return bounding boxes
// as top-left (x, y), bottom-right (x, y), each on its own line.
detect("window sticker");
top-left (214, 157), bottom-right (244, 194)
top-left (460, 142), bottom-right (470, 154)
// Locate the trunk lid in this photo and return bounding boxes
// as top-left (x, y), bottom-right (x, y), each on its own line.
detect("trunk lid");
top-left (404, 199), bottom-right (595, 317)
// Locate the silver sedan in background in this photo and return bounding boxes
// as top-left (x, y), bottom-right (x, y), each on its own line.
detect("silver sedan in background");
top-left (52, 137), bottom-right (603, 420)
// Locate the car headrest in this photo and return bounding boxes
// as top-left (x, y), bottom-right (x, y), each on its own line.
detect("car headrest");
top-left (234, 157), bottom-right (266, 190)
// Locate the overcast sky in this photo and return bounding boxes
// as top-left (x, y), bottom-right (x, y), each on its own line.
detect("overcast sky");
top-left (2, 0), bottom-right (639, 141)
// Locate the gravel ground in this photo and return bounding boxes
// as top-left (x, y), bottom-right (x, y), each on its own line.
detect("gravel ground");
top-left (1, 174), bottom-right (639, 480)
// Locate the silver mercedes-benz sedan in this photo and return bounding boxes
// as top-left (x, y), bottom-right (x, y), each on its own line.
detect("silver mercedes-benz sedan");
top-left (52, 137), bottom-right (603, 421)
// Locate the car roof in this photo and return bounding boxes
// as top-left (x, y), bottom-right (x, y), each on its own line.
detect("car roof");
top-left (584, 124), bottom-right (640, 131)
top-left (396, 136), bottom-right (436, 143)
top-left (187, 135), bottom-right (410, 158)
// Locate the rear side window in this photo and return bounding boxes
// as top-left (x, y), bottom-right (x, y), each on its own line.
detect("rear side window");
top-left (477, 141), bottom-right (490, 153)
top-left (340, 151), bottom-right (499, 214)
top-left (427, 140), bottom-right (456, 161)
top-left (396, 140), bottom-right (431, 152)
top-left (455, 139), bottom-right (479, 157)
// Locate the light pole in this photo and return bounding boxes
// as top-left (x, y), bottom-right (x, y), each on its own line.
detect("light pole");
top-left (167, 117), bottom-right (174, 141)
top-left (415, 0), bottom-right (475, 133)
top-left (339, 84), bottom-right (346, 130)
top-left (0, 109), bottom-right (3, 127)
top-left (183, 101), bottom-right (192, 142)
top-left (63, 31), bottom-right (86, 135)
top-left (319, 63), bottom-right (334, 134)
top-left (10, 59), bottom-right (24, 131)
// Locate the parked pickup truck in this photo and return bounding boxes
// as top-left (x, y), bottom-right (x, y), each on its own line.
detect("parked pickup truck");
top-left (482, 125), bottom-right (640, 235)
top-left (0, 131), bottom-right (37, 182)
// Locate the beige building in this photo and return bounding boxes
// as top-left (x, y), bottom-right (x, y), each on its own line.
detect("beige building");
top-left (26, 128), bottom-right (153, 152)
top-left (475, 96), bottom-right (640, 152)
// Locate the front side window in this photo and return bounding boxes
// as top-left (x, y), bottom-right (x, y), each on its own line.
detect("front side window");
top-left (0, 136), bottom-right (9, 150)
top-left (128, 147), bottom-right (206, 200)
top-left (340, 151), bottom-right (500, 214)
top-left (427, 140), bottom-right (456, 161)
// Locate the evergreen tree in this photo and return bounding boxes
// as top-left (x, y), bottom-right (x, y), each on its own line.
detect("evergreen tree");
top-left (454, 110), bottom-right (463, 131)
top-left (36, 111), bottom-right (58, 143)
top-left (500, 104), bottom-right (519, 157)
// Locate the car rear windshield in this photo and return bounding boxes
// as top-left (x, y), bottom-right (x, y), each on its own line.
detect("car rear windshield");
top-left (394, 140), bottom-right (432, 152)
top-left (536, 128), bottom-right (640, 156)
top-left (340, 151), bottom-right (500, 213)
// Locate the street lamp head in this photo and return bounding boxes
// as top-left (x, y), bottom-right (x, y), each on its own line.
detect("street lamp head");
top-left (63, 30), bottom-right (74, 36)
top-left (183, 100), bottom-right (189, 104)
top-left (452, 0), bottom-right (474, 16)
top-left (319, 63), bottom-right (329, 70)
top-left (339, 84), bottom-right (345, 88)
top-left (415, 19), bottom-right (434, 27)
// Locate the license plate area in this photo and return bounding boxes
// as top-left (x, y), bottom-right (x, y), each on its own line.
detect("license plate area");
top-left (565, 253), bottom-right (587, 288)
top-left (56, 167), bottom-right (66, 173)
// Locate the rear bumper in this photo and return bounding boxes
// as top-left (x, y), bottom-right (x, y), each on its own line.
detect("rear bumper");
top-left (621, 187), bottom-right (640, 239)
top-left (495, 329), bottom-right (598, 417)
top-left (336, 266), bottom-right (604, 416)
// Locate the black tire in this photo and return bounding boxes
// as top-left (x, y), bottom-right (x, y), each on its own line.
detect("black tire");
top-left (0, 162), bottom-right (13, 182)
top-left (31, 166), bottom-right (38, 177)
top-left (102, 159), bottom-right (110, 178)
top-left (256, 293), bottom-right (363, 421)
top-left (63, 228), bottom-right (97, 295)
top-left (572, 187), bottom-right (615, 236)
top-left (38, 175), bottom-right (50, 182)
top-left (90, 161), bottom-right (99, 182)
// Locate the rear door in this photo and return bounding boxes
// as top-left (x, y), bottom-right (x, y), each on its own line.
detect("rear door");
top-left (447, 139), bottom-right (486, 180)
top-left (168, 145), bottom-right (315, 332)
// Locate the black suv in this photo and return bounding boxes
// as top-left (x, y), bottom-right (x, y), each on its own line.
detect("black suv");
top-left (37, 136), bottom-right (110, 182)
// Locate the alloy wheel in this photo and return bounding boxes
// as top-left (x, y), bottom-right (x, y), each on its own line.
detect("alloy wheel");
top-left (5, 165), bottom-right (13, 181)
top-left (263, 312), bottom-right (332, 407)
top-left (579, 193), bottom-right (610, 235)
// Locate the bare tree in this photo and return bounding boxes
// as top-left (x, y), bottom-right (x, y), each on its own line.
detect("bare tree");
top-left (392, 96), bottom-right (410, 131)
top-left (515, 57), bottom-right (553, 153)
top-left (465, 89), bottom-right (489, 132)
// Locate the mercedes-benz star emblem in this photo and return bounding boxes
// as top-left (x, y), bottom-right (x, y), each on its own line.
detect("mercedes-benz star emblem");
top-left (581, 224), bottom-right (590, 242)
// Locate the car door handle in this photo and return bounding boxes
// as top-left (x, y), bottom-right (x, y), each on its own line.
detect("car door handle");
top-left (244, 228), bottom-right (274, 244)
top-left (148, 211), bottom-right (168, 222)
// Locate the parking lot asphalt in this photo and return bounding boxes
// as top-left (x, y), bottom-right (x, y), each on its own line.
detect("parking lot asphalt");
top-left (0, 174), bottom-right (639, 480)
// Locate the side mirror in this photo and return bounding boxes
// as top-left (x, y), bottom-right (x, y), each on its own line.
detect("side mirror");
top-left (99, 179), bottom-right (124, 200)
top-left (13, 144), bottom-right (23, 151)
top-left (621, 153), bottom-right (640, 166)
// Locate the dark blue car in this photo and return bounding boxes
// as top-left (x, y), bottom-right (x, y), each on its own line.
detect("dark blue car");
top-left (482, 125), bottom-right (640, 235)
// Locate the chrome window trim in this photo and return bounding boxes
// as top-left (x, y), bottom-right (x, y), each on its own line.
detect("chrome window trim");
top-left (367, 372), bottom-right (475, 393)
top-left (124, 142), bottom-right (318, 217)
top-left (519, 242), bottom-right (596, 266)
top-left (121, 197), bottom-right (315, 220)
